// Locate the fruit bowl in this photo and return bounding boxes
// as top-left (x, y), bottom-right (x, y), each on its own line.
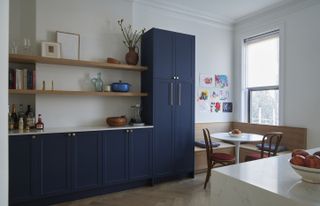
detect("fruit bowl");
top-left (289, 161), bottom-right (320, 183)
top-left (228, 131), bottom-right (242, 137)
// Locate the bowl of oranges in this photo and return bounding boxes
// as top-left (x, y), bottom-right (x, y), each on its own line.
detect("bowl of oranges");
top-left (289, 149), bottom-right (320, 183)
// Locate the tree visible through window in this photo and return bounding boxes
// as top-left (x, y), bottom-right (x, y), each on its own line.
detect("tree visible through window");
top-left (244, 30), bottom-right (280, 125)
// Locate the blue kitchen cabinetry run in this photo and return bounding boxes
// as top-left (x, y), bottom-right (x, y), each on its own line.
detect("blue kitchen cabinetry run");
top-left (141, 28), bottom-right (195, 181)
top-left (9, 128), bottom-right (153, 205)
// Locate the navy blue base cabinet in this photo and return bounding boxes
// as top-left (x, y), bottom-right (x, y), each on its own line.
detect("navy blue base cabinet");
top-left (141, 28), bottom-right (195, 181)
top-left (9, 128), bottom-right (153, 206)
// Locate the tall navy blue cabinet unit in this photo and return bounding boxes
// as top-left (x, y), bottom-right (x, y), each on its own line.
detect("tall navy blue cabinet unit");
top-left (141, 28), bottom-right (195, 180)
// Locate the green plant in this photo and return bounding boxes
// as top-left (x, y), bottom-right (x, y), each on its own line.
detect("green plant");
top-left (118, 19), bottom-right (145, 49)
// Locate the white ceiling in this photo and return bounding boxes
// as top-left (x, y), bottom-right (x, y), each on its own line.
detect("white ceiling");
top-left (136, 0), bottom-right (298, 23)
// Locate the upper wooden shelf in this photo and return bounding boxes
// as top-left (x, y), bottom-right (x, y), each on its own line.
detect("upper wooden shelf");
top-left (9, 54), bottom-right (147, 72)
top-left (9, 89), bottom-right (148, 97)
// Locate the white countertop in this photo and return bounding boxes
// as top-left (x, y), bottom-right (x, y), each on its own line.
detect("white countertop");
top-left (213, 147), bottom-right (320, 206)
top-left (9, 125), bottom-right (154, 136)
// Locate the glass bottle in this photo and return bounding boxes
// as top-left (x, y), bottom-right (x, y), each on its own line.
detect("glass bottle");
top-left (26, 105), bottom-right (35, 128)
top-left (18, 117), bottom-right (24, 131)
top-left (35, 114), bottom-right (44, 130)
top-left (18, 104), bottom-right (24, 119)
top-left (91, 72), bottom-right (104, 92)
top-left (11, 104), bottom-right (18, 129)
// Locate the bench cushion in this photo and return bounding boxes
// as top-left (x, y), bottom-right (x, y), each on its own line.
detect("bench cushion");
top-left (256, 143), bottom-right (287, 152)
top-left (195, 140), bottom-right (220, 148)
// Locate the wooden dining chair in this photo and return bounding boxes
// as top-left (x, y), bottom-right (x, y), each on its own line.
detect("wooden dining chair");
top-left (203, 128), bottom-right (235, 189)
top-left (245, 132), bottom-right (283, 161)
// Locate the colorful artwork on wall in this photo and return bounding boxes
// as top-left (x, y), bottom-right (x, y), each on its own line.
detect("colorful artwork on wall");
top-left (219, 90), bottom-right (229, 101)
top-left (198, 99), bottom-right (210, 113)
top-left (215, 75), bottom-right (229, 88)
top-left (213, 102), bottom-right (221, 113)
top-left (198, 89), bottom-right (209, 100)
top-left (199, 74), bottom-right (214, 88)
top-left (222, 102), bottom-right (233, 112)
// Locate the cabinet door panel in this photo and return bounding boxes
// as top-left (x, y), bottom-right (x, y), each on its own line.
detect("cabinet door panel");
top-left (154, 79), bottom-right (174, 176)
top-left (174, 81), bottom-right (194, 174)
top-left (154, 29), bottom-right (174, 79)
top-left (40, 134), bottom-right (71, 195)
top-left (175, 33), bottom-right (195, 82)
top-left (103, 130), bottom-right (128, 185)
top-left (9, 136), bottom-right (33, 202)
top-left (73, 132), bottom-right (102, 191)
top-left (129, 129), bottom-right (152, 181)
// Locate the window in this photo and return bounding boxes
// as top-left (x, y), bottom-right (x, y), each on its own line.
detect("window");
top-left (244, 30), bottom-right (280, 125)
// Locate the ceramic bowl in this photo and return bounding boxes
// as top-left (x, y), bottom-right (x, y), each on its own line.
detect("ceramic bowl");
top-left (106, 116), bottom-right (127, 127)
top-left (290, 162), bottom-right (320, 183)
top-left (228, 131), bottom-right (242, 137)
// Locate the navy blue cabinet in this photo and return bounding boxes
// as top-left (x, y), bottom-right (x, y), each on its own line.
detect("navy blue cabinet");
top-left (9, 135), bottom-right (33, 203)
top-left (103, 130), bottom-right (128, 185)
top-left (73, 132), bottom-right (102, 191)
top-left (37, 133), bottom-right (72, 196)
top-left (9, 128), bottom-right (152, 205)
top-left (129, 129), bottom-right (152, 181)
top-left (142, 28), bottom-right (195, 180)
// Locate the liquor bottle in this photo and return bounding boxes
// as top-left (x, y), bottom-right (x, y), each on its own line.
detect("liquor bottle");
top-left (8, 105), bottom-right (14, 130)
top-left (18, 104), bottom-right (25, 120)
top-left (11, 104), bottom-right (18, 129)
top-left (35, 114), bottom-right (44, 130)
top-left (26, 105), bottom-right (35, 128)
top-left (18, 117), bottom-right (24, 131)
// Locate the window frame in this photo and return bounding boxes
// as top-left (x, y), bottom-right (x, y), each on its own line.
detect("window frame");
top-left (243, 29), bottom-right (281, 125)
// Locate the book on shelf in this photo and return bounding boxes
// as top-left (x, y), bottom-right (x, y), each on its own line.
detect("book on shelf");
top-left (9, 68), bottom-right (36, 90)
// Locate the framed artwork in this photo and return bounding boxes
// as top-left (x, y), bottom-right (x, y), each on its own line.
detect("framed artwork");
top-left (223, 102), bottom-right (233, 112)
top-left (41, 42), bottom-right (61, 58)
top-left (199, 74), bottom-right (214, 88)
top-left (215, 75), bottom-right (229, 88)
top-left (56, 31), bottom-right (80, 60)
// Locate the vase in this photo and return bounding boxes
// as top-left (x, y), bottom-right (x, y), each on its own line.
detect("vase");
top-left (125, 47), bottom-right (139, 65)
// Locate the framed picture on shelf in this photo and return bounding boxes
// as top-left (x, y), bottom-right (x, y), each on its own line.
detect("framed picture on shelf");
top-left (56, 31), bottom-right (80, 60)
top-left (41, 42), bottom-right (61, 58)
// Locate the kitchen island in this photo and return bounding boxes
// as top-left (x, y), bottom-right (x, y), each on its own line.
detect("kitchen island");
top-left (211, 148), bottom-right (320, 206)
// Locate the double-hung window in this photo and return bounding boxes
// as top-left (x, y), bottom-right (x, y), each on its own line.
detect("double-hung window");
top-left (244, 30), bottom-right (280, 125)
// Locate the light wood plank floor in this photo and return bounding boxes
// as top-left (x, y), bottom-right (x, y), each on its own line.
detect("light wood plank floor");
top-left (55, 173), bottom-right (216, 206)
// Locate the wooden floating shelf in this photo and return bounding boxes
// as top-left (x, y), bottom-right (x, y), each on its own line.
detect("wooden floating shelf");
top-left (9, 89), bottom-right (148, 97)
top-left (9, 54), bottom-right (147, 72)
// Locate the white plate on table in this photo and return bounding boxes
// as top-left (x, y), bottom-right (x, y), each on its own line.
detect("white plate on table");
top-left (228, 131), bottom-right (242, 137)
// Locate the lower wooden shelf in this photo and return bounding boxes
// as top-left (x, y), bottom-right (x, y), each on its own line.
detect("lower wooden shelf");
top-left (9, 89), bottom-right (148, 97)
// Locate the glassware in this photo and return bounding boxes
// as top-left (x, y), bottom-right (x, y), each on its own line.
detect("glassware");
top-left (91, 72), bottom-right (104, 92)
top-left (10, 40), bottom-right (19, 54)
top-left (23, 38), bottom-right (32, 54)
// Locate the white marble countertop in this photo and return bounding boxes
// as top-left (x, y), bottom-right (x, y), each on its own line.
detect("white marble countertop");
top-left (9, 125), bottom-right (154, 136)
top-left (213, 147), bottom-right (320, 206)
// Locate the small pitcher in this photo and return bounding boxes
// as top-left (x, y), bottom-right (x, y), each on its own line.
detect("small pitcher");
top-left (91, 72), bottom-right (104, 92)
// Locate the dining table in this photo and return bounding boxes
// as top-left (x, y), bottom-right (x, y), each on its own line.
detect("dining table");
top-left (211, 132), bottom-right (264, 164)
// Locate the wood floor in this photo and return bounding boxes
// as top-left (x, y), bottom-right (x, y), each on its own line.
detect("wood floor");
top-left (55, 173), bottom-right (215, 206)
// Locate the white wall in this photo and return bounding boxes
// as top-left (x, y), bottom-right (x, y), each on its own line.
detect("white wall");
top-left (233, 0), bottom-right (320, 148)
top-left (34, 0), bottom-right (140, 127)
top-left (133, 2), bottom-right (234, 123)
top-left (0, 0), bottom-right (9, 205)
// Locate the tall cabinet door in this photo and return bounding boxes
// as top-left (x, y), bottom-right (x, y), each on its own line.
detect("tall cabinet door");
top-left (129, 129), bottom-right (152, 181)
top-left (38, 133), bottom-right (72, 196)
top-left (73, 132), bottom-right (102, 191)
top-left (103, 130), bottom-right (128, 185)
top-left (153, 29), bottom-right (174, 79)
top-left (174, 81), bottom-right (195, 174)
top-left (174, 33), bottom-right (195, 82)
top-left (9, 135), bottom-right (33, 203)
top-left (154, 79), bottom-right (174, 177)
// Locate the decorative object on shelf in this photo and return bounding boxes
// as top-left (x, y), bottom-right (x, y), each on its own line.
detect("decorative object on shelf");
top-left (10, 40), bottom-right (19, 54)
top-left (51, 80), bottom-right (54, 91)
top-left (104, 84), bottom-right (111, 92)
top-left (41, 42), bottom-right (61, 58)
top-left (111, 80), bottom-right (131, 92)
top-left (22, 38), bottom-right (32, 55)
top-left (42, 81), bottom-right (46, 90)
top-left (130, 104), bottom-right (144, 126)
top-left (106, 116), bottom-right (128, 127)
top-left (91, 72), bottom-right (104, 92)
top-left (57, 31), bottom-right (80, 60)
top-left (107, 57), bottom-right (121, 64)
top-left (117, 19), bottom-right (145, 65)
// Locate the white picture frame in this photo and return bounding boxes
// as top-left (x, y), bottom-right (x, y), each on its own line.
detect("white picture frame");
top-left (41, 42), bottom-right (61, 58)
top-left (56, 31), bottom-right (80, 60)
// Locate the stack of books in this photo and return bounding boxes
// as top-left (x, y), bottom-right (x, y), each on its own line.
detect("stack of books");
top-left (9, 68), bottom-right (36, 90)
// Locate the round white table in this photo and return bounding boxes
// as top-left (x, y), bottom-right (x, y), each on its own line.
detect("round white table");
top-left (211, 132), bottom-right (263, 164)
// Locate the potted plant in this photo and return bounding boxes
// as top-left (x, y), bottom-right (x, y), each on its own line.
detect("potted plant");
top-left (118, 19), bottom-right (145, 65)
